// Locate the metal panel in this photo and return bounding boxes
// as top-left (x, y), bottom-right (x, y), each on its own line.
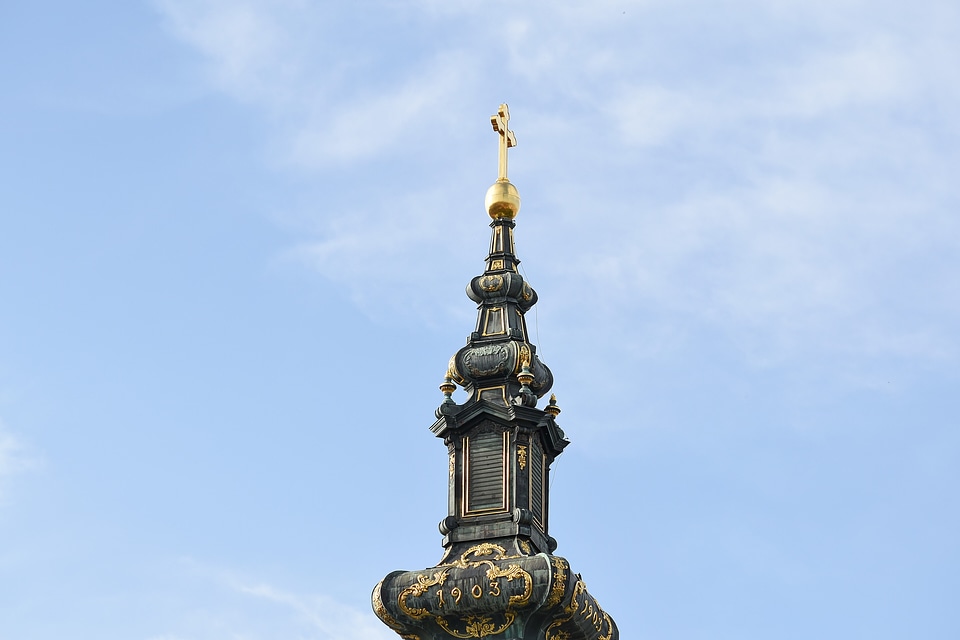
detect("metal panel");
top-left (530, 437), bottom-right (545, 527)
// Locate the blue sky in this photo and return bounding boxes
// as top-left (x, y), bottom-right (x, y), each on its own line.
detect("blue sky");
top-left (1, 1), bottom-right (958, 638)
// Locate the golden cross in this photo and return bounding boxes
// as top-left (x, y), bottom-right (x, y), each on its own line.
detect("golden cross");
top-left (490, 103), bottom-right (516, 181)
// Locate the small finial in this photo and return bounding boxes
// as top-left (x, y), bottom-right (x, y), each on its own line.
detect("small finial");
top-left (485, 103), bottom-right (521, 220)
top-left (440, 375), bottom-right (456, 405)
top-left (544, 393), bottom-right (561, 418)
top-left (517, 360), bottom-right (534, 388)
top-left (513, 357), bottom-right (536, 408)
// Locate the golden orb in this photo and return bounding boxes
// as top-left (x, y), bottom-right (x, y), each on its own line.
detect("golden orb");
top-left (484, 179), bottom-right (521, 219)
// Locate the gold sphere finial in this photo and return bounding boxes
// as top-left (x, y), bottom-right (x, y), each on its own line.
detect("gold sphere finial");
top-left (485, 179), bottom-right (521, 219)
top-left (486, 104), bottom-right (520, 219)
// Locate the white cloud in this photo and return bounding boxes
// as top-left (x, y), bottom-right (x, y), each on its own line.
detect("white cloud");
top-left (284, 51), bottom-right (475, 168)
top-left (155, 0), bottom-right (296, 101)
top-left (156, 0), bottom-right (477, 167)
top-left (237, 583), bottom-right (394, 640)
top-left (147, 560), bottom-right (397, 640)
top-left (0, 421), bottom-right (39, 501)
top-left (155, 0), bottom-right (960, 373)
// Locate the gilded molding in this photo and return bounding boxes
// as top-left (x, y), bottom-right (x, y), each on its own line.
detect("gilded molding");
top-left (543, 575), bottom-right (616, 640)
top-left (545, 556), bottom-right (569, 608)
top-left (396, 544), bottom-right (533, 639)
top-left (373, 579), bottom-right (419, 640)
top-left (481, 307), bottom-right (506, 336)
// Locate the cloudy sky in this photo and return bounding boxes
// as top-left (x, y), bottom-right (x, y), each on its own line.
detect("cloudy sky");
top-left (2, 1), bottom-right (958, 638)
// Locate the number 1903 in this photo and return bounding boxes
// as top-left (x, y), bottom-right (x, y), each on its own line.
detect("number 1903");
top-left (436, 580), bottom-right (502, 608)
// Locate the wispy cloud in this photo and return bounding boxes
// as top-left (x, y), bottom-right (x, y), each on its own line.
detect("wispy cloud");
top-left (155, 0), bottom-right (960, 373)
top-left (153, 559), bottom-right (395, 640)
top-left (236, 583), bottom-right (394, 640)
top-left (0, 420), bottom-right (40, 502)
top-left (283, 51), bottom-right (475, 168)
top-left (155, 0), bottom-right (477, 167)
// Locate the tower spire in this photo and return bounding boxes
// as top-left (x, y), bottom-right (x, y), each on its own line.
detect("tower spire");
top-left (373, 104), bottom-right (618, 640)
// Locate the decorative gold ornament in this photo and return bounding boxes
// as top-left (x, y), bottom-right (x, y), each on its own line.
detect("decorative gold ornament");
top-left (515, 344), bottom-right (531, 374)
top-left (397, 570), bottom-right (450, 620)
top-left (543, 575), bottom-right (615, 640)
top-left (490, 103), bottom-right (516, 182)
top-left (373, 579), bottom-right (419, 640)
top-left (517, 445), bottom-right (528, 470)
top-left (446, 356), bottom-right (463, 385)
top-left (544, 578), bottom-right (586, 640)
top-left (480, 274), bottom-right (504, 292)
top-left (545, 556), bottom-right (569, 608)
top-left (521, 281), bottom-right (533, 301)
top-left (440, 543), bottom-right (518, 568)
top-left (486, 103), bottom-right (521, 219)
top-left (486, 180), bottom-right (521, 220)
top-left (462, 615), bottom-right (498, 638)
top-left (396, 543), bottom-right (534, 639)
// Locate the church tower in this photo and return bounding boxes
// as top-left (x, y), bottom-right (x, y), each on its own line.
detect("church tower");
top-left (372, 105), bottom-right (618, 640)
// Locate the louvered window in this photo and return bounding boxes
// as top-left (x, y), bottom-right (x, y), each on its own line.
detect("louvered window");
top-left (463, 430), bottom-right (508, 516)
top-left (530, 437), bottom-right (545, 526)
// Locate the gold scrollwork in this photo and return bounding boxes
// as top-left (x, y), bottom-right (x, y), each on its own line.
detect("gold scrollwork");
top-left (373, 580), bottom-right (400, 629)
top-left (440, 543), bottom-right (516, 568)
top-left (480, 274), bottom-right (503, 292)
top-left (515, 344), bottom-right (531, 374)
top-left (464, 615), bottom-right (497, 637)
top-left (490, 259), bottom-right (504, 270)
top-left (373, 580), bottom-right (419, 640)
top-left (521, 282), bottom-right (533, 301)
top-left (397, 570), bottom-right (449, 619)
top-left (487, 562), bottom-right (533, 608)
top-left (545, 556), bottom-right (569, 608)
top-left (440, 613), bottom-right (511, 639)
top-left (396, 543), bottom-right (533, 638)
top-left (598, 611), bottom-right (615, 640)
top-left (517, 445), bottom-right (528, 470)
top-left (544, 578), bottom-right (586, 640)
top-left (543, 575), bottom-right (615, 640)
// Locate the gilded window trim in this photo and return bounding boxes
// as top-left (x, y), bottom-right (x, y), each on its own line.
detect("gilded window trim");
top-left (475, 384), bottom-right (508, 406)
top-left (482, 306), bottom-right (506, 336)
